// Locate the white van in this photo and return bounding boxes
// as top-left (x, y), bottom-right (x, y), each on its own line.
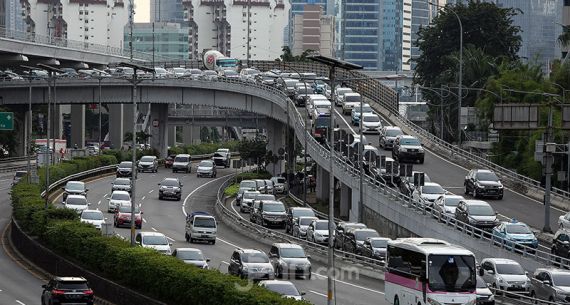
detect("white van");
top-left (305, 94), bottom-right (328, 116)
top-left (311, 100), bottom-right (332, 119)
top-left (185, 212), bottom-right (217, 244)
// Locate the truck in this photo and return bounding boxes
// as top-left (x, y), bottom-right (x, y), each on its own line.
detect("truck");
top-left (185, 211), bottom-right (217, 244)
top-left (203, 50), bottom-right (239, 72)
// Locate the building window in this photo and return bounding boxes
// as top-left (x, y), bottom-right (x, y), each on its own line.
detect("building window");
top-left (565, 0), bottom-right (570, 6)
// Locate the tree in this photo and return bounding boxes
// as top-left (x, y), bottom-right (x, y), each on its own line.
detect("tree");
top-left (558, 25), bottom-right (570, 49)
top-left (124, 131), bottom-right (151, 144)
top-left (278, 46), bottom-right (316, 62)
top-left (237, 139), bottom-right (267, 165)
top-left (414, 1), bottom-right (521, 142)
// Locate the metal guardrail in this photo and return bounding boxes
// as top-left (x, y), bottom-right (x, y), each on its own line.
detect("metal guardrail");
top-left (215, 177), bottom-right (385, 271)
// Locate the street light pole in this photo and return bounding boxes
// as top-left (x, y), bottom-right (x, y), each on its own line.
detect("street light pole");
top-left (21, 65), bottom-right (34, 182)
top-left (98, 75), bottom-right (102, 155)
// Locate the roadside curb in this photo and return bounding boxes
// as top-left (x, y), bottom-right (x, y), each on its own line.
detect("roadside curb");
top-left (216, 196), bottom-right (385, 281)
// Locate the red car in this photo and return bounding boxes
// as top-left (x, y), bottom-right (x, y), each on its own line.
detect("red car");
top-left (114, 204), bottom-right (142, 229)
top-left (164, 154), bottom-right (176, 168)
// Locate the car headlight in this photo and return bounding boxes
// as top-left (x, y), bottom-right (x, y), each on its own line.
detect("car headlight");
top-left (314, 232), bottom-right (321, 237)
top-left (427, 297), bottom-right (443, 305)
top-left (488, 294), bottom-right (494, 301)
top-left (242, 266), bottom-right (248, 272)
top-left (498, 277), bottom-right (504, 284)
top-left (498, 184), bottom-right (504, 189)
top-left (475, 182), bottom-right (483, 188)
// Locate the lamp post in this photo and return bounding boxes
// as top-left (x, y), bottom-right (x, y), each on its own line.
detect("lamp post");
top-left (118, 62), bottom-right (154, 246)
top-left (37, 63), bottom-right (64, 208)
top-left (552, 82), bottom-right (567, 103)
top-left (428, 2), bottom-right (463, 146)
top-left (21, 65), bottom-right (36, 182)
top-left (309, 55), bottom-right (362, 305)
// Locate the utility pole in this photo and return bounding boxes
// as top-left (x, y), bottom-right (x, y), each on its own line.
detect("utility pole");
top-left (543, 103), bottom-right (554, 233)
top-left (129, 0), bottom-right (134, 61)
top-left (327, 65), bottom-right (336, 305)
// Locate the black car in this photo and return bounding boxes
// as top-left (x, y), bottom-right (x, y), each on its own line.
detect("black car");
top-left (334, 222), bottom-right (367, 249)
top-left (116, 161), bottom-right (134, 177)
top-left (398, 171), bottom-right (431, 197)
top-left (285, 207), bottom-right (316, 234)
top-left (342, 228), bottom-right (380, 254)
top-left (41, 276), bottom-right (94, 305)
top-left (464, 169), bottom-right (504, 200)
top-left (552, 229), bottom-right (570, 264)
top-left (158, 177), bottom-right (183, 201)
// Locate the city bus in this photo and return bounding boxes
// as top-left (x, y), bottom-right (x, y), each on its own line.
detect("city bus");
top-left (385, 238), bottom-right (477, 305)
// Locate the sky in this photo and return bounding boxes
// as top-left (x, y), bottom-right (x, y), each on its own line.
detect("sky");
top-left (134, 0), bottom-right (150, 23)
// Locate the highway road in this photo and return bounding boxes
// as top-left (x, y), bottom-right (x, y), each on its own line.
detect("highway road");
top-left (0, 172), bottom-right (44, 305)
top-left (308, 101), bottom-right (566, 236)
top-left (76, 166), bottom-right (386, 305)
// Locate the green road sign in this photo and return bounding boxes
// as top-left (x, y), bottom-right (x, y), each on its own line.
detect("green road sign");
top-left (0, 112), bottom-right (14, 130)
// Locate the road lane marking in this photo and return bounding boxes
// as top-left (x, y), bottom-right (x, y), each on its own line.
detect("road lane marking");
top-left (97, 200), bottom-right (101, 205)
top-left (143, 218), bottom-right (147, 223)
top-left (16, 300), bottom-right (25, 305)
top-left (149, 190), bottom-right (154, 193)
top-left (182, 173), bottom-right (235, 216)
top-left (221, 261), bottom-right (230, 265)
top-left (166, 236), bottom-right (175, 242)
top-left (230, 199), bottom-right (245, 220)
top-left (141, 196), bottom-right (146, 201)
top-left (309, 290), bottom-right (327, 298)
top-left (151, 227), bottom-right (157, 232)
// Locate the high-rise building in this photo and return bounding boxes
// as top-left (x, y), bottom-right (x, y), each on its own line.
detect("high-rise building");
top-left (150, 0), bottom-right (184, 23)
top-left (401, 0), bottom-right (441, 71)
top-left (126, 22), bottom-right (190, 60)
top-left (291, 4), bottom-right (334, 57)
top-left (5, 0), bottom-right (25, 32)
top-left (183, 0), bottom-right (289, 60)
top-left (288, 0), bottom-right (327, 46)
top-left (563, 0), bottom-right (570, 59)
top-left (338, 0), bottom-right (402, 70)
top-left (20, 0), bottom-right (129, 48)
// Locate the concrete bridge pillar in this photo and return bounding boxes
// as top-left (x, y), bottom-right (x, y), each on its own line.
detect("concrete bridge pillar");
top-left (108, 104), bottom-right (124, 150)
top-left (182, 125), bottom-right (201, 145)
top-left (70, 105), bottom-right (85, 148)
top-left (52, 104), bottom-right (64, 140)
top-left (168, 126), bottom-right (177, 147)
top-left (149, 104), bottom-right (168, 158)
top-left (350, 189), bottom-right (360, 222)
top-left (123, 104), bottom-right (133, 135)
top-left (340, 183), bottom-right (351, 219)
top-left (12, 108), bottom-right (27, 156)
top-left (316, 164), bottom-right (330, 203)
top-left (266, 119), bottom-right (285, 176)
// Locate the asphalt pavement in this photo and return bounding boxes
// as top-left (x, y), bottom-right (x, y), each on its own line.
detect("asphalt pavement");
top-left (79, 166), bottom-right (386, 305)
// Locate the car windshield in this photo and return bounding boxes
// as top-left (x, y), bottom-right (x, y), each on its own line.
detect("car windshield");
top-left (300, 218), bottom-right (317, 225)
top-left (161, 179), bottom-right (179, 187)
top-left (194, 217), bottom-right (216, 228)
top-left (175, 156), bottom-right (189, 162)
top-left (428, 254), bottom-right (476, 292)
top-left (553, 274), bottom-right (570, 286)
top-left (281, 248), bottom-right (306, 258)
top-left (476, 172), bottom-right (499, 182)
top-left (114, 178), bottom-right (130, 185)
top-left (315, 117), bottom-right (330, 128)
top-left (263, 203), bottom-right (285, 212)
top-left (58, 282), bottom-right (89, 290)
top-left (293, 209), bottom-right (315, 218)
top-left (297, 88), bottom-right (312, 94)
top-left (255, 194), bottom-right (275, 201)
top-left (363, 115), bottom-right (380, 122)
top-left (213, 152), bottom-right (226, 158)
top-left (118, 162), bottom-right (132, 169)
top-left (204, 71), bottom-right (217, 76)
top-left (66, 182), bottom-right (85, 191)
top-left (199, 161), bottom-right (214, 167)
top-left (240, 181), bottom-right (257, 188)
top-left (444, 197), bottom-right (462, 207)
top-left (119, 205), bottom-right (140, 213)
top-left (355, 230), bottom-right (379, 241)
top-left (315, 221), bottom-right (329, 230)
top-left (177, 250), bottom-right (204, 261)
top-left (224, 70), bottom-right (238, 76)
top-left (275, 178), bottom-right (286, 184)
top-left (401, 138), bottom-right (421, 146)
top-left (285, 80), bottom-right (297, 86)
top-left (344, 95), bottom-right (361, 103)
top-left (66, 197), bottom-right (87, 205)
top-left (140, 156), bottom-right (155, 162)
top-left (506, 224), bottom-right (532, 234)
top-left (345, 224), bottom-right (367, 231)
top-left (242, 252), bottom-right (269, 263)
top-left (496, 263), bottom-right (525, 275)
top-left (82, 211), bottom-right (103, 220)
top-left (386, 129), bottom-right (403, 137)
top-left (354, 106), bottom-right (372, 113)
top-left (468, 205), bottom-right (495, 216)
top-left (370, 239), bottom-right (388, 248)
top-left (15, 171), bottom-right (27, 178)
top-left (143, 235), bottom-right (168, 245)
top-left (244, 192), bottom-right (259, 199)
top-left (111, 193), bottom-right (130, 201)
top-left (423, 185), bottom-right (445, 194)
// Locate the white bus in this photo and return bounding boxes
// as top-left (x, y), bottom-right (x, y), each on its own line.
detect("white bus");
top-left (385, 238), bottom-right (477, 305)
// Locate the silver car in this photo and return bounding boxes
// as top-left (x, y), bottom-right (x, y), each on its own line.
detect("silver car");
top-left (172, 248), bottom-right (210, 269)
top-left (292, 216), bottom-right (318, 239)
top-left (107, 190), bottom-right (131, 213)
top-left (228, 249), bottom-right (274, 280)
top-left (268, 243), bottom-right (311, 279)
top-left (530, 268), bottom-right (570, 303)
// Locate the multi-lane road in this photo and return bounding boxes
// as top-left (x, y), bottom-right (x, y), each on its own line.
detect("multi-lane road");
top-left (323, 101), bottom-right (565, 236)
top-left (75, 166), bottom-right (385, 305)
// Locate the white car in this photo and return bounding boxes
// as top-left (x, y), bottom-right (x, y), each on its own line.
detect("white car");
top-left (334, 87), bottom-right (353, 106)
top-left (80, 209), bottom-right (105, 229)
top-left (479, 258), bottom-right (530, 295)
top-left (172, 248), bottom-right (210, 269)
top-left (270, 176), bottom-right (287, 194)
top-left (412, 182), bottom-right (447, 206)
top-left (258, 280), bottom-right (305, 300)
top-left (559, 212), bottom-right (570, 229)
top-left (432, 194), bottom-right (464, 219)
top-left (306, 219), bottom-right (330, 244)
top-left (64, 194), bottom-right (90, 214)
top-left (360, 113), bottom-right (382, 133)
top-left (343, 101), bottom-right (360, 115)
top-left (107, 190), bottom-right (131, 213)
top-left (135, 232), bottom-right (172, 255)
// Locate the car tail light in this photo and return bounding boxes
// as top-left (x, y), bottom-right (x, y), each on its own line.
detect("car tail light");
top-left (83, 289), bottom-right (94, 295)
top-left (52, 289), bottom-right (66, 295)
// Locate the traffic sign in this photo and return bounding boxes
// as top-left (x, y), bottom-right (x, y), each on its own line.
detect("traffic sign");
top-left (0, 112), bottom-right (14, 130)
top-left (152, 119), bottom-right (159, 127)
